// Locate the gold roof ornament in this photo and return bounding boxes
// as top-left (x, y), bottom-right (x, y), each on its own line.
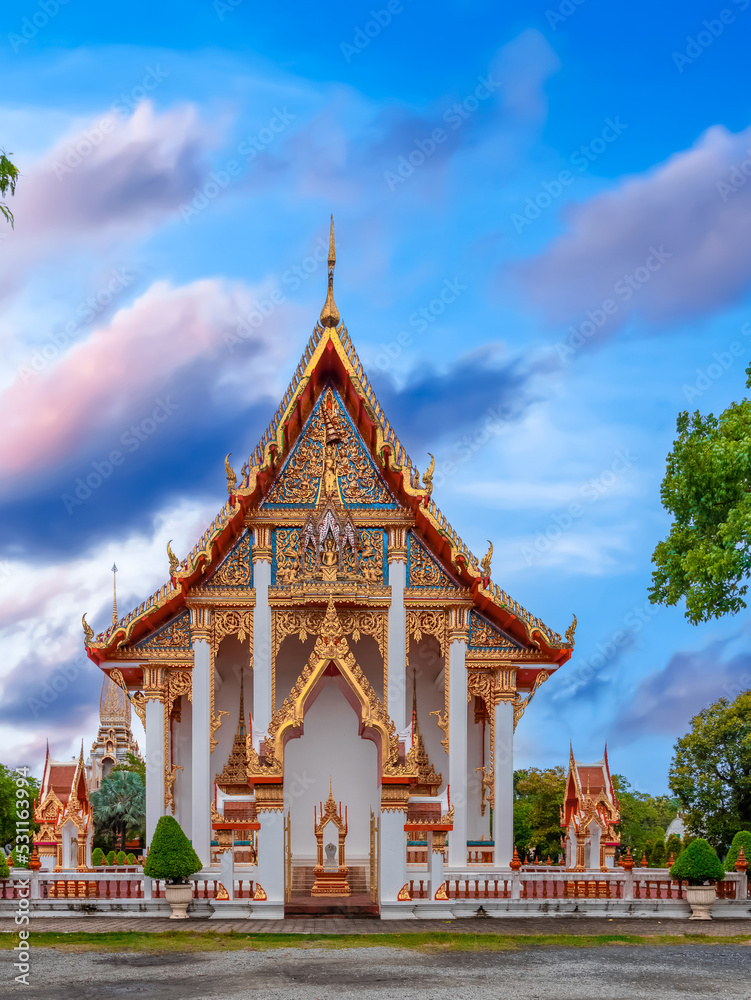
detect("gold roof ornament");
top-left (480, 540), bottom-right (493, 578)
top-left (82, 613), bottom-right (93, 644)
top-left (319, 215), bottom-right (340, 329)
top-left (111, 563), bottom-right (118, 626)
top-left (422, 453), bottom-right (435, 494)
top-left (565, 614), bottom-right (577, 645)
top-left (167, 539), bottom-right (180, 576)
top-left (224, 453), bottom-right (237, 494)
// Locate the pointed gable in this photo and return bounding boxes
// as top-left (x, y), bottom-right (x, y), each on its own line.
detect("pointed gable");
top-left (262, 387), bottom-right (397, 509)
top-left (468, 610), bottom-right (523, 651)
top-left (407, 531), bottom-right (459, 589)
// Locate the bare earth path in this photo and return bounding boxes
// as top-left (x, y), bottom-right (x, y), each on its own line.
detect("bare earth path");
top-left (2, 942), bottom-right (751, 1000)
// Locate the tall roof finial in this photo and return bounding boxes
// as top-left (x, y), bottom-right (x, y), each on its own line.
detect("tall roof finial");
top-left (319, 215), bottom-right (340, 328)
top-left (111, 563), bottom-right (118, 625)
top-left (237, 669), bottom-right (246, 737)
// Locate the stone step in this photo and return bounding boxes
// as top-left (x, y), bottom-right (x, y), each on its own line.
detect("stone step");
top-left (289, 865), bottom-right (369, 896)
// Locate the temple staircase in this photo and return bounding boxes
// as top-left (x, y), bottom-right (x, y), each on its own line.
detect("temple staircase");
top-left (285, 863), bottom-right (379, 918)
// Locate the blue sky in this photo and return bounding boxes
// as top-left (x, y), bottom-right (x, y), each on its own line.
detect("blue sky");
top-left (1, 0), bottom-right (750, 794)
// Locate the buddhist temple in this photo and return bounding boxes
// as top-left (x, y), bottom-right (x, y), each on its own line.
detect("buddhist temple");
top-left (33, 743), bottom-right (93, 871)
top-left (561, 744), bottom-right (621, 870)
top-left (82, 220), bottom-right (575, 915)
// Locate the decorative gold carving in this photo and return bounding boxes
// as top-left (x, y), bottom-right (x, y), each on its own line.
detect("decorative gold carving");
top-left (475, 765), bottom-right (493, 817)
top-left (469, 611), bottom-right (519, 651)
top-left (209, 610), bottom-right (252, 752)
top-left (109, 668), bottom-right (146, 728)
top-left (134, 612), bottom-right (192, 655)
top-left (513, 671), bottom-right (550, 730)
top-left (271, 607), bottom-right (387, 715)
top-left (480, 540), bottom-right (493, 578)
top-left (422, 453), bottom-right (434, 494)
top-left (164, 670), bottom-right (192, 717)
top-left (447, 606), bottom-right (470, 643)
top-left (82, 614), bottom-right (93, 644)
top-left (142, 665), bottom-right (166, 702)
top-left (165, 765), bottom-right (183, 814)
top-left (397, 883), bottom-right (412, 901)
top-left (254, 785), bottom-right (284, 811)
top-left (408, 535), bottom-right (456, 590)
top-left (201, 531), bottom-right (252, 590)
top-left (254, 598), bottom-right (409, 782)
top-left (225, 453), bottom-right (238, 494)
top-left (216, 671), bottom-right (250, 794)
top-left (252, 525), bottom-right (272, 562)
top-left (167, 539), bottom-right (180, 576)
top-left (566, 615), bottom-right (577, 645)
top-left (381, 785), bottom-right (410, 812)
top-left (429, 709), bottom-right (449, 756)
top-left (406, 609), bottom-right (447, 655)
top-left (253, 883), bottom-right (267, 900)
top-left (434, 881), bottom-right (449, 900)
top-left (387, 525), bottom-right (407, 563)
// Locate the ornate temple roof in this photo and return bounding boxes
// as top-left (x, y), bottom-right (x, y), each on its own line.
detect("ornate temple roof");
top-left (84, 220), bottom-right (575, 673)
top-left (561, 744), bottom-right (620, 832)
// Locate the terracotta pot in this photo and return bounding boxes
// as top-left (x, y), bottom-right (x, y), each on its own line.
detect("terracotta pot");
top-left (164, 882), bottom-right (193, 919)
top-left (686, 884), bottom-right (716, 920)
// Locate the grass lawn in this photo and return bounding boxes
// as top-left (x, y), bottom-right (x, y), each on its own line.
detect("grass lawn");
top-left (1, 931), bottom-right (749, 953)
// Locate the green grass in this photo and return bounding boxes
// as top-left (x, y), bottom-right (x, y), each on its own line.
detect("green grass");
top-left (1, 931), bottom-right (749, 954)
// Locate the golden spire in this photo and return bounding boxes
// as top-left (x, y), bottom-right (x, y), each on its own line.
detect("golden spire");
top-left (111, 563), bottom-right (118, 625)
top-left (319, 215), bottom-right (340, 328)
top-left (237, 669), bottom-right (246, 737)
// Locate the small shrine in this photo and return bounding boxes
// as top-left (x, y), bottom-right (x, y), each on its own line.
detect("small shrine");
top-left (88, 676), bottom-right (141, 791)
top-left (33, 743), bottom-right (93, 871)
top-left (561, 745), bottom-right (621, 870)
top-left (311, 781), bottom-right (351, 897)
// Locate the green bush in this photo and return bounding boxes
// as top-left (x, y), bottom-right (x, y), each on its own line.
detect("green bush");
top-left (725, 830), bottom-right (751, 870)
top-left (91, 848), bottom-right (105, 867)
top-left (126, 852), bottom-right (136, 865)
top-left (116, 850), bottom-right (126, 865)
top-left (106, 851), bottom-right (116, 865)
top-left (143, 815), bottom-right (202, 884)
top-left (670, 837), bottom-right (725, 885)
top-left (0, 853), bottom-right (9, 879)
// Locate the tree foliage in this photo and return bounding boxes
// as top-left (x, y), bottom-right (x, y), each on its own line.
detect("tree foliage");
top-left (143, 815), bottom-right (202, 883)
top-left (611, 774), bottom-right (677, 857)
top-left (0, 853), bottom-right (9, 879)
top-left (725, 829), bottom-right (751, 869)
top-left (0, 764), bottom-right (40, 851)
top-left (91, 847), bottom-right (105, 867)
top-left (0, 150), bottom-right (18, 227)
top-left (669, 837), bottom-right (725, 885)
top-left (513, 767), bottom-right (566, 860)
top-left (111, 752), bottom-right (146, 784)
top-left (650, 371), bottom-right (751, 623)
top-left (90, 770), bottom-right (145, 852)
top-left (669, 691), bottom-right (751, 854)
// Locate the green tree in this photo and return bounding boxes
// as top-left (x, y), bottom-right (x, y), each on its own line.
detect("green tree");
top-left (0, 150), bottom-right (18, 227)
top-left (650, 839), bottom-right (666, 867)
top-left (0, 764), bottom-right (40, 850)
top-left (650, 369), bottom-right (751, 623)
top-left (90, 770), bottom-right (145, 852)
top-left (669, 691), bottom-right (751, 854)
top-left (612, 774), bottom-right (677, 857)
top-left (111, 752), bottom-right (146, 784)
top-left (514, 766), bottom-right (566, 860)
top-left (0, 853), bottom-right (9, 879)
top-left (91, 847), bottom-right (104, 867)
top-left (666, 832), bottom-right (683, 860)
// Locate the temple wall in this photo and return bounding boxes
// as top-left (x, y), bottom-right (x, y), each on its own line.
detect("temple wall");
top-left (284, 681), bottom-right (379, 861)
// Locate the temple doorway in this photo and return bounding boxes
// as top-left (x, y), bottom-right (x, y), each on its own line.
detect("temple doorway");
top-left (283, 679), bottom-right (380, 915)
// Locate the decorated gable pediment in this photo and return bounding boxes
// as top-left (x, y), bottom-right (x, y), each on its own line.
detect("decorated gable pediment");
top-left (132, 610), bottom-right (191, 654)
top-left (262, 387), bottom-right (398, 510)
top-left (468, 610), bottom-right (523, 651)
top-left (407, 532), bottom-right (459, 590)
top-left (196, 528), bottom-right (252, 593)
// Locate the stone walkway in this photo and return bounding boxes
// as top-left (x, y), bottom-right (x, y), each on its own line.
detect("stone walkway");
top-left (3, 916), bottom-right (750, 935)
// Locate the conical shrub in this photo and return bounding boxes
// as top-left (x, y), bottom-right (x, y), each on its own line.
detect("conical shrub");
top-left (725, 831), bottom-right (751, 870)
top-left (670, 838), bottom-right (724, 885)
top-left (143, 815), bottom-right (202, 883)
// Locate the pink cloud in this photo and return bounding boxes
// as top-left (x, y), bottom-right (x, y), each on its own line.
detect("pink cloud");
top-left (0, 277), bottom-right (298, 493)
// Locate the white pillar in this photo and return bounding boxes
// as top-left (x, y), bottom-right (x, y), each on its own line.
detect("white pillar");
top-left (144, 698), bottom-right (165, 849)
top-left (590, 823), bottom-right (602, 871)
top-left (493, 699), bottom-right (514, 867)
top-left (252, 532), bottom-right (272, 737)
top-left (192, 634), bottom-right (211, 867)
top-left (387, 558), bottom-right (407, 729)
top-left (429, 832), bottom-right (444, 896)
top-left (380, 809), bottom-right (407, 901)
top-left (448, 636), bottom-right (467, 868)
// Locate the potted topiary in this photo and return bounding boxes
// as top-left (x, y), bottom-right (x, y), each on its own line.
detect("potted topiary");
top-left (106, 850), bottom-right (116, 866)
top-left (670, 838), bottom-right (725, 920)
top-left (143, 816), bottom-right (202, 919)
top-left (91, 848), bottom-right (105, 867)
top-left (126, 852), bottom-right (136, 866)
top-left (725, 831), bottom-right (751, 871)
top-left (116, 850), bottom-right (127, 865)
